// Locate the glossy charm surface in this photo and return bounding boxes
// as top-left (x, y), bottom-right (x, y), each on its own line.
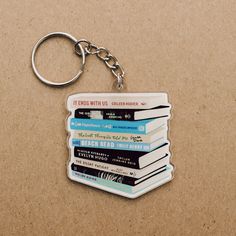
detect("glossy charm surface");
top-left (67, 93), bottom-right (173, 198)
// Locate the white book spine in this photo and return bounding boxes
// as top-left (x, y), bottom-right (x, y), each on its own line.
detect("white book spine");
top-left (71, 125), bottom-right (167, 143)
top-left (67, 93), bottom-right (169, 109)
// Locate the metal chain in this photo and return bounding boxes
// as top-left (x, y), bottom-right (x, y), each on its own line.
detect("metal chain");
top-left (74, 39), bottom-right (125, 90)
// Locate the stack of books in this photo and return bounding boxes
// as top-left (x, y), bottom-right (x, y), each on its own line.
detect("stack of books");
top-left (67, 93), bottom-right (173, 198)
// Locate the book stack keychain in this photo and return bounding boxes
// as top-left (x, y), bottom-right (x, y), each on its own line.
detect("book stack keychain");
top-left (32, 32), bottom-right (174, 198)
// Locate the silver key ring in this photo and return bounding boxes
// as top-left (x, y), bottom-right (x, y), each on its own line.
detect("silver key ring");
top-left (31, 32), bottom-right (85, 87)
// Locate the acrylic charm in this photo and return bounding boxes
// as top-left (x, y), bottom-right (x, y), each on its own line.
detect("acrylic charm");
top-left (67, 93), bottom-right (173, 198)
top-left (31, 32), bottom-right (174, 198)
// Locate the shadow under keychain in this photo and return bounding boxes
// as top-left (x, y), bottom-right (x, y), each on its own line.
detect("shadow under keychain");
top-left (32, 32), bottom-right (174, 199)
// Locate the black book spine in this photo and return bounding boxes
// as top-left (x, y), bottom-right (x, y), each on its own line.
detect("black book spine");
top-left (71, 163), bottom-right (137, 186)
top-left (74, 109), bottom-right (135, 120)
top-left (74, 147), bottom-right (144, 169)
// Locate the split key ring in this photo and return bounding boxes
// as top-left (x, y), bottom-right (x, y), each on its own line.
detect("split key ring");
top-left (31, 32), bottom-right (85, 87)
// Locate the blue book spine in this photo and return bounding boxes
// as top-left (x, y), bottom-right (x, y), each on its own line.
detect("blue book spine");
top-left (71, 166), bottom-right (171, 194)
top-left (70, 118), bottom-right (152, 134)
top-left (71, 139), bottom-right (155, 152)
top-left (71, 170), bottom-right (134, 194)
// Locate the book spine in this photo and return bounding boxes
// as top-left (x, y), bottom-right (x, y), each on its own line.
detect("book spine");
top-left (71, 164), bottom-right (137, 186)
top-left (69, 118), bottom-right (148, 134)
top-left (72, 130), bottom-right (153, 143)
top-left (74, 147), bottom-right (145, 168)
top-left (74, 109), bottom-right (135, 120)
top-left (72, 156), bottom-right (140, 177)
top-left (71, 155), bottom-right (168, 178)
top-left (71, 170), bottom-right (134, 193)
top-left (67, 94), bottom-right (168, 109)
top-left (71, 139), bottom-right (155, 152)
top-left (70, 166), bottom-right (172, 194)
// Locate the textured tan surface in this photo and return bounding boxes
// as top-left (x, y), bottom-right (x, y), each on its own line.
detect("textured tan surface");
top-left (0, 1), bottom-right (235, 235)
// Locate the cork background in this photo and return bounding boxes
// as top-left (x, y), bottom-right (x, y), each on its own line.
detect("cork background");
top-left (0, 1), bottom-right (235, 235)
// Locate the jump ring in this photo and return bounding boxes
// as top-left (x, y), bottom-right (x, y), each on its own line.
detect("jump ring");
top-left (75, 39), bottom-right (90, 56)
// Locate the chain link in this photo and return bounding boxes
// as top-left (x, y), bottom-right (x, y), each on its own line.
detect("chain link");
top-left (74, 40), bottom-right (125, 90)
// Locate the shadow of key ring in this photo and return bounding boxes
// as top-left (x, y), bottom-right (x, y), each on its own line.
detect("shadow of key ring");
top-left (31, 32), bottom-right (85, 87)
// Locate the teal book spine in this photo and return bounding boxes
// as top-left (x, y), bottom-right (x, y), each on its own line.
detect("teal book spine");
top-left (71, 170), bottom-right (136, 194)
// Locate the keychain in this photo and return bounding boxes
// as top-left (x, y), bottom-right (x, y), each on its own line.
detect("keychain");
top-left (31, 32), bottom-right (174, 198)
